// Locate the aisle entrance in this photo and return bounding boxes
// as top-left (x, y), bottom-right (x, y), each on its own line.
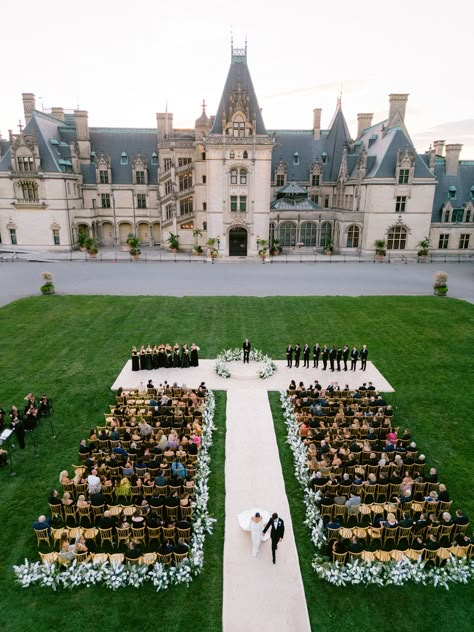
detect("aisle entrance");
top-left (229, 227), bottom-right (248, 256)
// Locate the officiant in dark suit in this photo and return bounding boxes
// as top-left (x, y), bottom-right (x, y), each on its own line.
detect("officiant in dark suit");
top-left (263, 512), bottom-right (285, 564)
top-left (243, 339), bottom-right (251, 364)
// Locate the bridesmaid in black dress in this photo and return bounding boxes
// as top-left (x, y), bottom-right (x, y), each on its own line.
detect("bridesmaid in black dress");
top-left (190, 343), bottom-right (200, 367)
top-left (158, 344), bottom-right (166, 368)
top-left (131, 346), bottom-right (140, 371)
top-left (165, 344), bottom-right (173, 368)
top-left (173, 344), bottom-right (181, 368)
top-left (145, 344), bottom-right (153, 370)
top-left (139, 345), bottom-right (147, 370)
top-left (181, 343), bottom-right (190, 368)
top-left (152, 344), bottom-right (159, 369)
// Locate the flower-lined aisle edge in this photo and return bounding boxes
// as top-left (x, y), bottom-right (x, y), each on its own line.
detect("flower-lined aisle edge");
top-left (214, 347), bottom-right (277, 379)
top-left (280, 390), bottom-right (474, 589)
top-left (13, 392), bottom-right (217, 592)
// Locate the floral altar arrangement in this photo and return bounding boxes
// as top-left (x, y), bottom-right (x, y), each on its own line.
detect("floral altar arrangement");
top-left (13, 392), bottom-right (217, 592)
top-left (280, 390), bottom-right (474, 589)
top-left (214, 347), bottom-right (277, 380)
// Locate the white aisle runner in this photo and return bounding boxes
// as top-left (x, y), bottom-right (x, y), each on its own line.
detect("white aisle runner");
top-left (223, 384), bottom-right (311, 632)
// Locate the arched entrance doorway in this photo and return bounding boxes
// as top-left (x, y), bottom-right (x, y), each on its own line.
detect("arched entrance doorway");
top-left (119, 223), bottom-right (133, 245)
top-left (229, 227), bottom-right (248, 256)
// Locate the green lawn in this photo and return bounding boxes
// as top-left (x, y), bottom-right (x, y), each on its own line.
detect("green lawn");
top-left (0, 295), bottom-right (473, 631)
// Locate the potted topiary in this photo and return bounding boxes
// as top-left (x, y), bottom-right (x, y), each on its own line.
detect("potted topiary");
top-left (193, 244), bottom-right (203, 255)
top-left (258, 238), bottom-right (268, 260)
top-left (271, 238), bottom-right (282, 256)
top-left (374, 239), bottom-right (386, 262)
top-left (324, 237), bottom-right (334, 255)
top-left (85, 237), bottom-right (98, 258)
top-left (78, 229), bottom-right (88, 252)
top-left (167, 232), bottom-right (179, 253)
top-left (417, 236), bottom-right (431, 262)
top-left (127, 235), bottom-right (141, 260)
top-left (40, 271), bottom-right (55, 295)
top-left (433, 271), bottom-right (448, 296)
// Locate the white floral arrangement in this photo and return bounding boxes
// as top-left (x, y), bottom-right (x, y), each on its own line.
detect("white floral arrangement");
top-left (214, 347), bottom-right (277, 380)
top-left (280, 390), bottom-right (474, 589)
top-left (13, 392), bottom-right (217, 592)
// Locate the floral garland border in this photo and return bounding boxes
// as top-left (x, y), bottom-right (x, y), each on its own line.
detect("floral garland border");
top-left (13, 392), bottom-right (217, 592)
top-left (280, 390), bottom-right (474, 589)
top-left (214, 347), bottom-right (277, 379)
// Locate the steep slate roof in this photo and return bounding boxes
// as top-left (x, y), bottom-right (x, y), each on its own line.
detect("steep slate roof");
top-left (323, 104), bottom-right (351, 181)
top-left (431, 159), bottom-right (474, 221)
top-left (0, 141), bottom-right (11, 171)
top-left (87, 129), bottom-right (158, 185)
top-left (210, 48), bottom-right (266, 135)
top-left (349, 121), bottom-right (434, 181)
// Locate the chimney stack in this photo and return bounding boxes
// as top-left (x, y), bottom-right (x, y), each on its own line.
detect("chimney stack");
top-left (433, 140), bottom-right (445, 156)
top-left (357, 113), bottom-right (373, 138)
top-left (51, 107), bottom-right (65, 121)
top-left (74, 110), bottom-right (89, 141)
top-left (313, 108), bottom-right (322, 140)
top-left (445, 144), bottom-right (463, 176)
top-left (388, 93), bottom-right (409, 124)
top-left (156, 112), bottom-right (174, 141)
top-left (22, 93), bottom-right (36, 125)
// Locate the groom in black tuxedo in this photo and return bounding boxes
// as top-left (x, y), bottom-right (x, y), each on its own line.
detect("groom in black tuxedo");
top-left (242, 338), bottom-right (251, 363)
top-left (263, 512), bottom-right (285, 564)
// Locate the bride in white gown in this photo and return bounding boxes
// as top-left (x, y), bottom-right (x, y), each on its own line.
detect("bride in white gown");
top-left (237, 508), bottom-right (270, 557)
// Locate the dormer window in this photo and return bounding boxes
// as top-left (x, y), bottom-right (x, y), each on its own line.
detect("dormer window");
top-left (99, 169), bottom-right (109, 184)
top-left (233, 116), bottom-right (245, 137)
top-left (398, 169), bottom-right (409, 184)
top-left (293, 152), bottom-right (299, 165)
top-left (151, 152), bottom-right (158, 165)
top-left (312, 174), bottom-right (320, 187)
top-left (17, 156), bottom-right (34, 172)
top-left (120, 152), bottom-right (128, 165)
top-left (470, 186), bottom-right (474, 200)
top-left (321, 152), bottom-right (327, 164)
top-left (448, 186), bottom-right (456, 199)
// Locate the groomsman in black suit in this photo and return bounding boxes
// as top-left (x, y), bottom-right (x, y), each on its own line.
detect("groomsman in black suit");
top-left (329, 345), bottom-right (336, 372)
top-left (342, 345), bottom-right (350, 371)
top-left (303, 343), bottom-right (310, 368)
top-left (286, 344), bottom-right (294, 368)
top-left (360, 345), bottom-right (368, 371)
top-left (321, 345), bottom-right (329, 370)
top-left (294, 344), bottom-right (301, 368)
top-left (313, 343), bottom-right (321, 368)
top-left (350, 346), bottom-right (359, 371)
top-left (263, 512), bottom-right (285, 564)
top-left (336, 347), bottom-right (342, 371)
top-left (242, 338), bottom-right (251, 364)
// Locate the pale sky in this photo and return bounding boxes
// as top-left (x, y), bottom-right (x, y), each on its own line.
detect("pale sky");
top-left (2, 0), bottom-right (473, 156)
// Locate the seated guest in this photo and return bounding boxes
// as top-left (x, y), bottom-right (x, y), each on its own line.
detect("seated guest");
top-left (348, 536), bottom-right (364, 553)
top-left (58, 532), bottom-right (75, 564)
top-left (98, 510), bottom-right (115, 530)
top-left (79, 439), bottom-right (90, 455)
top-left (33, 515), bottom-right (51, 534)
top-left (125, 540), bottom-right (142, 560)
top-left (61, 491), bottom-right (74, 507)
top-left (425, 533), bottom-right (440, 551)
top-left (87, 469), bottom-right (101, 495)
top-left (453, 509), bottom-right (469, 526)
top-left (437, 484), bottom-right (450, 502)
top-left (174, 537), bottom-right (189, 555)
top-left (48, 489), bottom-right (62, 506)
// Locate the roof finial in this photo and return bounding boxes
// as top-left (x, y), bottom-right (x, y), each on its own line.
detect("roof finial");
top-left (18, 119), bottom-right (24, 133)
top-left (337, 84), bottom-right (343, 109)
top-left (245, 34), bottom-right (247, 56)
top-left (201, 99), bottom-right (207, 114)
top-left (231, 26), bottom-right (233, 57)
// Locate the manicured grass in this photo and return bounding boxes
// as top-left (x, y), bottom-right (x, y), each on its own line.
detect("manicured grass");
top-left (0, 295), bottom-right (473, 631)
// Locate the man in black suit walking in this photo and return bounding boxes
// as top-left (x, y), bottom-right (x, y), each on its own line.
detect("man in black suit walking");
top-left (242, 338), bottom-right (251, 364)
top-left (321, 345), bottom-right (329, 370)
top-left (313, 343), bottom-right (321, 368)
top-left (286, 344), bottom-right (294, 368)
top-left (360, 345), bottom-right (368, 371)
top-left (303, 343), bottom-right (310, 368)
top-left (329, 345), bottom-right (336, 372)
top-left (336, 347), bottom-right (342, 371)
top-left (294, 344), bottom-right (301, 368)
top-left (263, 512), bottom-right (285, 564)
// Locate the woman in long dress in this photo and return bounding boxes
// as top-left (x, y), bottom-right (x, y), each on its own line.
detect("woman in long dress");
top-left (173, 344), bottom-right (181, 368)
top-left (190, 343), bottom-right (200, 367)
top-left (139, 346), bottom-right (147, 370)
top-left (131, 346), bottom-right (140, 372)
top-left (250, 512), bottom-right (264, 557)
top-left (181, 344), bottom-right (190, 368)
top-left (145, 344), bottom-right (153, 370)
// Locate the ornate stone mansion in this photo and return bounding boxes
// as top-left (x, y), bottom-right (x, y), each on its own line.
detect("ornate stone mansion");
top-left (0, 45), bottom-right (472, 256)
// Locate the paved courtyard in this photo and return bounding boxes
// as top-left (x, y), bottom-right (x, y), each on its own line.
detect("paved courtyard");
top-left (0, 260), bottom-right (473, 306)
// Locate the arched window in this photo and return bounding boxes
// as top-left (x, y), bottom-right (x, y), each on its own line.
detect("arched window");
top-left (269, 222), bottom-right (275, 245)
top-left (230, 169), bottom-right (238, 184)
top-left (320, 221), bottom-right (332, 247)
top-left (387, 226), bottom-right (407, 250)
top-left (279, 222), bottom-right (297, 247)
top-left (233, 116), bottom-right (245, 137)
top-left (20, 180), bottom-right (39, 202)
top-left (239, 169), bottom-right (247, 184)
top-left (346, 225), bottom-right (360, 248)
top-left (300, 222), bottom-right (317, 246)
